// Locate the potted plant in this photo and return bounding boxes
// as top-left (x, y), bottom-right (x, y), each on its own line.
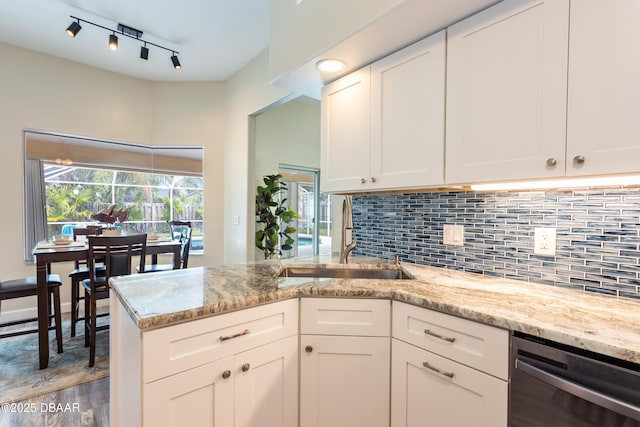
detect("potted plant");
top-left (255, 174), bottom-right (298, 259)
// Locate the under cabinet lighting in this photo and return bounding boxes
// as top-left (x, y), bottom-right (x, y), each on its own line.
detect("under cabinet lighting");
top-left (470, 175), bottom-right (640, 191)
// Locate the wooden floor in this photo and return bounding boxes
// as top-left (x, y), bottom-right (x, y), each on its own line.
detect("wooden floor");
top-left (0, 378), bottom-right (109, 427)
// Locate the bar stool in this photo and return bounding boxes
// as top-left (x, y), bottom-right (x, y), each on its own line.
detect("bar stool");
top-left (138, 221), bottom-right (192, 273)
top-left (0, 274), bottom-right (64, 353)
top-left (69, 226), bottom-right (105, 337)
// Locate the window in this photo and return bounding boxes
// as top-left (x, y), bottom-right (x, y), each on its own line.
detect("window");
top-left (23, 131), bottom-right (203, 261)
top-left (44, 165), bottom-right (203, 248)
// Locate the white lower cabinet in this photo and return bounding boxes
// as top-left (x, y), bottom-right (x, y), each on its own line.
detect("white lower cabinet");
top-left (143, 335), bottom-right (298, 427)
top-left (300, 335), bottom-right (390, 427)
top-left (143, 356), bottom-right (235, 427)
top-left (234, 335), bottom-right (299, 427)
top-left (110, 298), bottom-right (299, 427)
top-left (391, 339), bottom-right (507, 427)
top-left (300, 298), bottom-right (391, 427)
top-left (114, 296), bottom-right (511, 427)
top-left (391, 301), bottom-right (509, 427)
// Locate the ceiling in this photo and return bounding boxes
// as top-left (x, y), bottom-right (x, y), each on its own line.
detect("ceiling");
top-left (0, 0), bottom-right (269, 81)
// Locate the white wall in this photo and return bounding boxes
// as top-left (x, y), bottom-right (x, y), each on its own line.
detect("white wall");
top-left (254, 97), bottom-right (320, 183)
top-left (223, 50), bottom-right (292, 264)
top-left (150, 82), bottom-right (226, 267)
top-left (0, 42), bottom-right (225, 313)
top-left (269, 0), bottom-right (402, 81)
top-left (252, 97), bottom-right (321, 260)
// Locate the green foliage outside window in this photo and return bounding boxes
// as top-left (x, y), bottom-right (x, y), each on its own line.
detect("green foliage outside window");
top-left (44, 165), bottom-right (203, 238)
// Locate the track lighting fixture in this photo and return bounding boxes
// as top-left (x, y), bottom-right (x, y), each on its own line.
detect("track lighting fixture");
top-left (109, 33), bottom-right (118, 50)
top-left (171, 53), bottom-right (181, 69)
top-left (65, 15), bottom-right (180, 69)
top-left (65, 20), bottom-right (81, 37)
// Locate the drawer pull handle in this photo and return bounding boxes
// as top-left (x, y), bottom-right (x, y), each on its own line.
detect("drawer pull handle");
top-left (424, 329), bottom-right (456, 343)
top-left (241, 363), bottom-right (251, 372)
top-left (422, 362), bottom-right (455, 379)
top-left (305, 345), bottom-right (313, 353)
top-left (220, 329), bottom-right (250, 342)
top-left (222, 370), bottom-right (231, 379)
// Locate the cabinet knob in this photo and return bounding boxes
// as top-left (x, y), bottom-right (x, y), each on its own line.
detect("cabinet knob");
top-left (370, 177), bottom-right (376, 183)
top-left (360, 178), bottom-right (367, 184)
top-left (305, 345), bottom-right (313, 353)
top-left (573, 155), bottom-right (586, 165)
top-left (222, 370), bottom-right (231, 379)
top-left (241, 363), bottom-right (251, 372)
top-left (545, 158), bottom-right (557, 167)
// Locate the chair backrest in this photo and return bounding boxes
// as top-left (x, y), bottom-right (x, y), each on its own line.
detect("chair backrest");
top-left (87, 234), bottom-right (147, 283)
top-left (168, 221), bottom-right (192, 268)
top-left (72, 227), bottom-right (102, 268)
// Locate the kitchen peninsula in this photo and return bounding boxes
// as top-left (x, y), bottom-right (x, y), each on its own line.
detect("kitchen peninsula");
top-left (109, 257), bottom-right (640, 427)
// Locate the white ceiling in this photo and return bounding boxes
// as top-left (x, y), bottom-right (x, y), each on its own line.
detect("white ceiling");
top-left (0, 0), bottom-right (269, 81)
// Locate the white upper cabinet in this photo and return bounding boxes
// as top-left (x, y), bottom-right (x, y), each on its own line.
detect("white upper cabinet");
top-left (321, 67), bottom-right (371, 192)
top-left (445, 0), bottom-right (570, 184)
top-left (370, 30), bottom-right (446, 189)
top-left (566, 0), bottom-right (640, 176)
top-left (321, 30), bottom-right (446, 193)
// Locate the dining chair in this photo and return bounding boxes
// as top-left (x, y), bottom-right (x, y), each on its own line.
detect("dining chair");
top-left (139, 221), bottom-right (192, 273)
top-left (83, 234), bottom-right (146, 367)
top-left (0, 274), bottom-right (64, 353)
top-left (68, 226), bottom-right (105, 337)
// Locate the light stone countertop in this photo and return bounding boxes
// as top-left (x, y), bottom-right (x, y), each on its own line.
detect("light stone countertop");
top-left (109, 256), bottom-right (640, 364)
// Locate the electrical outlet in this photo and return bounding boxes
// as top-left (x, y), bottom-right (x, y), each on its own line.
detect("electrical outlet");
top-left (443, 224), bottom-right (464, 246)
top-left (534, 227), bottom-right (556, 256)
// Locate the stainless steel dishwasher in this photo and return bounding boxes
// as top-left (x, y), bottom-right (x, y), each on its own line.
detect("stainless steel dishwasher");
top-left (510, 332), bottom-right (640, 426)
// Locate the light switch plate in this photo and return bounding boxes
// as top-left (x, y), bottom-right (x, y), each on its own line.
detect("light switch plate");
top-left (534, 227), bottom-right (556, 256)
top-left (443, 224), bottom-right (464, 246)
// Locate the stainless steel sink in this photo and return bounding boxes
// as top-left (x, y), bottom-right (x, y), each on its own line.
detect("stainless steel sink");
top-left (278, 266), bottom-right (412, 280)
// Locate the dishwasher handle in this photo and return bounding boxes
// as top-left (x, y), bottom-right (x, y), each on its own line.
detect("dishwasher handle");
top-left (515, 359), bottom-right (640, 422)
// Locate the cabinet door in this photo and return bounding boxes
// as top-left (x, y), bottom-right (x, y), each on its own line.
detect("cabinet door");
top-left (321, 67), bottom-right (371, 192)
top-left (391, 339), bottom-right (507, 427)
top-left (370, 30), bottom-right (446, 189)
top-left (143, 357), bottom-right (234, 427)
top-left (234, 335), bottom-right (298, 427)
top-left (300, 335), bottom-right (389, 427)
top-left (566, 0), bottom-right (640, 176)
top-left (445, 0), bottom-right (569, 184)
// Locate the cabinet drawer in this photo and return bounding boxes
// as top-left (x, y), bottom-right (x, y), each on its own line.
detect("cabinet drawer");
top-left (391, 339), bottom-right (507, 427)
top-left (392, 302), bottom-right (508, 379)
top-left (142, 299), bottom-right (298, 383)
top-left (301, 298), bottom-right (390, 336)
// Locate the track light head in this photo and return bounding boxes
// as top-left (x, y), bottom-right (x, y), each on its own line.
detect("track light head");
top-left (65, 20), bottom-right (82, 37)
top-left (140, 45), bottom-right (149, 60)
top-left (109, 33), bottom-right (118, 50)
top-left (171, 54), bottom-right (181, 69)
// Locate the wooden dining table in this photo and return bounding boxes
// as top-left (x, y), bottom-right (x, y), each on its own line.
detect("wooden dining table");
top-left (32, 238), bottom-right (181, 369)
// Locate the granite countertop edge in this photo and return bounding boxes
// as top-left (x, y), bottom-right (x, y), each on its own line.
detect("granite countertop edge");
top-left (110, 256), bottom-right (640, 364)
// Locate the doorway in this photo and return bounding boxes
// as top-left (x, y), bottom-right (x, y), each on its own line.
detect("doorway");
top-left (279, 165), bottom-right (332, 257)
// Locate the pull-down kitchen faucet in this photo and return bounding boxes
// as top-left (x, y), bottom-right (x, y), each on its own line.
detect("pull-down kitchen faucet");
top-left (340, 195), bottom-right (356, 264)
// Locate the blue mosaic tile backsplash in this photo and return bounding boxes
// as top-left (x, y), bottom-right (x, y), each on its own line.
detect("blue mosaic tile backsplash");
top-left (351, 187), bottom-right (640, 300)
